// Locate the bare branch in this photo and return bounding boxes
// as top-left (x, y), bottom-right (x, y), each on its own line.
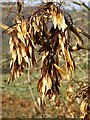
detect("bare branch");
top-left (73, 1), bottom-right (90, 11)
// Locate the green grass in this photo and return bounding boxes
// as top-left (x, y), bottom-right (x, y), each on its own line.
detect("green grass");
top-left (2, 71), bottom-right (39, 100)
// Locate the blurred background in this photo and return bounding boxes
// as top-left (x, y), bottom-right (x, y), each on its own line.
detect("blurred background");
top-left (0, 0), bottom-right (90, 118)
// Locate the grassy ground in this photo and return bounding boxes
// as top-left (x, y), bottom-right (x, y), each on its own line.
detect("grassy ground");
top-left (2, 72), bottom-right (41, 118)
top-left (2, 60), bottom-right (88, 118)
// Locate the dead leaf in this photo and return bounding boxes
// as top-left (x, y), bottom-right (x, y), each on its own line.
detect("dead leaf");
top-left (54, 64), bottom-right (66, 76)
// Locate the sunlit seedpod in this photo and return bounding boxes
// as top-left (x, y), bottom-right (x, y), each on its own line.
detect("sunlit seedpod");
top-left (12, 49), bottom-right (17, 63)
top-left (37, 97), bottom-right (41, 107)
top-left (83, 82), bottom-right (87, 87)
top-left (43, 15), bottom-right (48, 22)
top-left (76, 83), bottom-right (80, 89)
top-left (80, 100), bottom-right (87, 114)
top-left (58, 34), bottom-right (61, 40)
top-left (64, 48), bottom-right (75, 71)
top-left (21, 47), bottom-right (27, 58)
top-left (36, 16), bottom-right (40, 26)
top-left (16, 70), bottom-right (20, 78)
top-left (41, 77), bottom-right (47, 97)
top-left (59, 37), bottom-right (65, 56)
top-left (57, 12), bottom-right (67, 32)
top-left (17, 47), bottom-right (22, 65)
top-left (9, 36), bottom-right (13, 45)
top-left (54, 64), bottom-right (66, 76)
top-left (33, 22), bottom-right (40, 34)
top-left (10, 60), bottom-right (13, 69)
top-left (47, 74), bottom-right (52, 90)
top-left (37, 78), bottom-right (43, 93)
top-left (68, 84), bottom-right (73, 93)
top-left (21, 17), bottom-right (27, 38)
top-left (28, 24), bottom-right (32, 33)
top-left (24, 56), bottom-right (29, 63)
top-left (9, 42), bottom-right (14, 53)
top-left (50, 4), bottom-right (54, 11)
top-left (17, 32), bottom-right (25, 44)
top-left (72, 45), bottom-right (78, 51)
top-left (52, 11), bottom-right (57, 29)
top-left (26, 35), bottom-right (29, 46)
top-left (28, 45), bottom-right (32, 56)
top-left (9, 37), bottom-right (15, 53)
top-left (16, 22), bottom-right (22, 33)
top-left (30, 27), bottom-right (34, 39)
top-left (76, 98), bottom-right (81, 104)
top-left (32, 16), bottom-right (36, 22)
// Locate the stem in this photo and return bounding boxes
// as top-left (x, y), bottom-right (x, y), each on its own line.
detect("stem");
top-left (0, 22), bottom-right (9, 30)
top-left (27, 59), bottom-right (43, 114)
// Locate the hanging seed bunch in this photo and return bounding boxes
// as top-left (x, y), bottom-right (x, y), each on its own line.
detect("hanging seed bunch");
top-left (75, 84), bottom-right (90, 119)
top-left (6, 1), bottom-right (89, 112)
top-left (80, 87), bottom-right (90, 119)
top-left (8, 16), bottom-right (36, 82)
top-left (27, 2), bottom-right (75, 110)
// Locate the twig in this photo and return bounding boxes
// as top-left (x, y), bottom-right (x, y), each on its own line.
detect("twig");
top-left (76, 27), bottom-right (90, 39)
top-left (27, 59), bottom-right (44, 115)
top-left (69, 43), bottom-right (90, 52)
top-left (4, 2), bottom-right (16, 22)
top-left (76, 64), bottom-right (87, 75)
top-left (73, 1), bottom-right (90, 11)
top-left (0, 22), bottom-right (9, 30)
